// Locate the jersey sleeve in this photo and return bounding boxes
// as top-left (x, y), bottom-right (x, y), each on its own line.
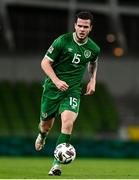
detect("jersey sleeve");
top-left (91, 47), bottom-right (100, 62)
top-left (88, 39), bottom-right (101, 62)
top-left (44, 36), bottom-right (63, 62)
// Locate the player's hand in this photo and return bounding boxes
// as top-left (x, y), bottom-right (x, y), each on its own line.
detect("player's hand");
top-left (84, 80), bottom-right (96, 95)
top-left (54, 79), bottom-right (69, 91)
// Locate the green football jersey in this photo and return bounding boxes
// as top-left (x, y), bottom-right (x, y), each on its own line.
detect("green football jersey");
top-left (45, 32), bottom-right (100, 89)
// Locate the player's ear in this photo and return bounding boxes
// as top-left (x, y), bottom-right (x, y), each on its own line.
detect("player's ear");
top-left (90, 24), bottom-right (93, 32)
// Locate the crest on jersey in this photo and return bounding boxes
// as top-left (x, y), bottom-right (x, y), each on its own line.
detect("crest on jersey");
top-left (84, 50), bottom-right (91, 58)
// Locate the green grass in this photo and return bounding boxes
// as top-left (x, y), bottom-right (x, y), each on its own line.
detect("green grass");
top-left (0, 157), bottom-right (139, 179)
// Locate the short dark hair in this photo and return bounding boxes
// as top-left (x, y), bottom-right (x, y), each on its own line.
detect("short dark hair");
top-left (75, 11), bottom-right (93, 25)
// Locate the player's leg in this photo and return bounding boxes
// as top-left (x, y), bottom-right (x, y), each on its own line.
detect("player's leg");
top-left (55, 110), bottom-right (77, 149)
top-left (35, 83), bottom-right (60, 151)
top-left (48, 110), bottom-right (78, 176)
top-left (55, 110), bottom-right (78, 161)
top-left (49, 96), bottom-right (80, 176)
top-left (35, 118), bottom-right (55, 151)
top-left (61, 110), bottom-right (78, 134)
top-left (56, 96), bottom-right (80, 147)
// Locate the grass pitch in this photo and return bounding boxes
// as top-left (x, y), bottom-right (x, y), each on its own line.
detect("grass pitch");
top-left (0, 157), bottom-right (139, 179)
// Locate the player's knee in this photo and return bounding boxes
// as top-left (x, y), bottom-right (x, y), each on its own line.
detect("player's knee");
top-left (61, 111), bottom-right (77, 133)
top-left (62, 117), bottom-right (74, 132)
top-left (40, 120), bottom-right (52, 132)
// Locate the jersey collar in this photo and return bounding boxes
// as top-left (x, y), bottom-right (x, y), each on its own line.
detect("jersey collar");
top-left (73, 32), bottom-right (88, 46)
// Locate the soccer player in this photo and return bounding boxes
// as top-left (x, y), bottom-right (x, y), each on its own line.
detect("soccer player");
top-left (35, 11), bottom-right (100, 176)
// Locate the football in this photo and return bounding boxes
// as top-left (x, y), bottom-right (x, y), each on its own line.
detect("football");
top-left (54, 143), bottom-right (76, 164)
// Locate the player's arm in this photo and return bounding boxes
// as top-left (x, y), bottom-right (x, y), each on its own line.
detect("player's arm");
top-left (85, 58), bottom-right (98, 95)
top-left (41, 57), bottom-right (69, 91)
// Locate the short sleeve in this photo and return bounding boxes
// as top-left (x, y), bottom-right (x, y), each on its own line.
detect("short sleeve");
top-left (45, 36), bottom-right (63, 62)
top-left (90, 46), bottom-right (100, 62)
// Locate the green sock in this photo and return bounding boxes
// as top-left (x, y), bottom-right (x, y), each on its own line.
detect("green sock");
top-left (53, 133), bottom-right (71, 165)
top-left (56, 133), bottom-right (71, 146)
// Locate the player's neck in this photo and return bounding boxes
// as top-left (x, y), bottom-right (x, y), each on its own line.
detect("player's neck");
top-left (73, 32), bottom-right (88, 45)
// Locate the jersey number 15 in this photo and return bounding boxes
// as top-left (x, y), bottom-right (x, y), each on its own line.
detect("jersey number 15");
top-left (72, 53), bottom-right (81, 64)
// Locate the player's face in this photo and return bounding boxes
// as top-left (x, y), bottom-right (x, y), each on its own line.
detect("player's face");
top-left (74, 18), bottom-right (92, 42)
